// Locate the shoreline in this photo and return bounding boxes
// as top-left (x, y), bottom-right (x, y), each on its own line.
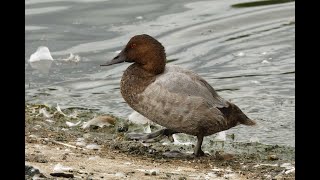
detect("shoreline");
top-left (25, 103), bottom-right (295, 179)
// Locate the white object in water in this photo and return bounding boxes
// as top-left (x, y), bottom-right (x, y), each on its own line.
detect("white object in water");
top-left (261, 60), bottom-right (270, 64)
top-left (251, 80), bottom-right (260, 84)
top-left (236, 52), bottom-right (245, 57)
top-left (29, 46), bottom-right (54, 74)
top-left (136, 16), bottom-right (143, 20)
top-left (60, 53), bottom-right (81, 63)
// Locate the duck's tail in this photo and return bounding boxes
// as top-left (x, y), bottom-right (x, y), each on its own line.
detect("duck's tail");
top-left (231, 103), bottom-right (257, 126)
top-left (239, 117), bottom-right (256, 126)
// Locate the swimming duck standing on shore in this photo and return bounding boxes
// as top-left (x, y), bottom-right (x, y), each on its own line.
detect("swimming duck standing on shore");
top-left (101, 34), bottom-right (256, 157)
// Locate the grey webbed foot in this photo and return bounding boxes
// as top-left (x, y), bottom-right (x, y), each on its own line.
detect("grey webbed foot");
top-left (126, 128), bottom-right (178, 143)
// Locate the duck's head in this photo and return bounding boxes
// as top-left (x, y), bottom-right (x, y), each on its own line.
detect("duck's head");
top-left (101, 34), bottom-right (166, 74)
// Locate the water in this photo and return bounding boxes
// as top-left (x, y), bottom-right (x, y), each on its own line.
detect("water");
top-left (25, 0), bottom-right (295, 147)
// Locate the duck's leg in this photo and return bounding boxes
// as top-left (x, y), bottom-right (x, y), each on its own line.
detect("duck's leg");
top-left (194, 135), bottom-right (205, 157)
top-left (127, 128), bottom-right (178, 143)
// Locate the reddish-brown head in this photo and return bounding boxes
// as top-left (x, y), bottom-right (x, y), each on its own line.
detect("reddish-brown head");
top-left (101, 34), bottom-right (166, 74)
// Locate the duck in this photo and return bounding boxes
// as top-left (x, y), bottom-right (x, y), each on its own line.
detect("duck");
top-left (101, 34), bottom-right (256, 157)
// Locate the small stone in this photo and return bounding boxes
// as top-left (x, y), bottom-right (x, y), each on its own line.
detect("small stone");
top-left (148, 149), bottom-right (156, 154)
top-left (86, 144), bottom-right (101, 150)
top-left (27, 154), bottom-right (48, 163)
top-left (76, 141), bottom-right (86, 147)
top-left (78, 170), bottom-right (85, 174)
top-left (50, 172), bottom-right (74, 178)
top-left (82, 115), bottom-right (116, 129)
top-left (285, 168), bottom-right (295, 174)
top-left (215, 151), bottom-right (234, 161)
top-left (83, 133), bottom-right (91, 139)
top-left (273, 174), bottom-right (283, 180)
top-left (115, 172), bottom-right (126, 178)
top-left (151, 171), bottom-right (157, 175)
top-left (268, 155), bottom-right (279, 161)
top-left (117, 124), bottom-right (128, 132)
top-left (25, 165), bottom-right (42, 177)
top-left (179, 177), bottom-right (187, 180)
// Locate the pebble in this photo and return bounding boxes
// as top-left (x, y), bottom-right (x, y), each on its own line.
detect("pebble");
top-left (268, 155), bottom-right (279, 161)
top-left (25, 165), bottom-right (45, 178)
top-left (50, 172), bottom-right (74, 178)
top-left (82, 115), bottom-right (116, 129)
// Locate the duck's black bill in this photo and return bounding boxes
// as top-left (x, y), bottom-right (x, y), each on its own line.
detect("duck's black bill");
top-left (100, 51), bottom-right (126, 66)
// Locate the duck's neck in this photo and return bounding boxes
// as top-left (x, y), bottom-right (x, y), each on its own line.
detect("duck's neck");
top-left (140, 56), bottom-right (166, 75)
top-left (137, 43), bottom-right (167, 75)
top-left (120, 64), bottom-right (157, 107)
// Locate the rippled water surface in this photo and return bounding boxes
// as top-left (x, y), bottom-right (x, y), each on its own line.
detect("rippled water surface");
top-left (25, 0), bottom-right (295, 147)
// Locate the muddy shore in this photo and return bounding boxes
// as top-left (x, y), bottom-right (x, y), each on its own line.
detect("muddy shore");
top-left (25, 103), bottom-right (295, 179)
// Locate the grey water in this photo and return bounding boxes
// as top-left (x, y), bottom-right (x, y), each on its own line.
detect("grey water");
top-left (25, 0), bottom-right (295, 147)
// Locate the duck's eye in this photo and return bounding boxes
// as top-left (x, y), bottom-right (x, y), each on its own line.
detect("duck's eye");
top-left (131, 43), bottom-right (136, 48)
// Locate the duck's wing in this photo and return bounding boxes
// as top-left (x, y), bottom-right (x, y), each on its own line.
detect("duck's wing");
top-left (134, 65), bottom-right (227, 134)
top-left (153, 65), bottom-right (229, 108)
